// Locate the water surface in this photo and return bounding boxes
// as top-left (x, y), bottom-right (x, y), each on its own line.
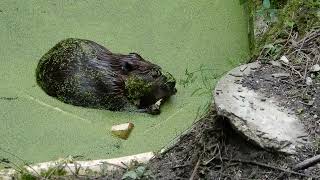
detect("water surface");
top-left (0, 0), bottom-right (249, 163)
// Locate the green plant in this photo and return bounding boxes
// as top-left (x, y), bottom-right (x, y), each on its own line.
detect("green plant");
top-left (256, 0), bottom-right (278, 23)
top-left (40, 166), bottom-right (67, 178)
top-left (121, 161), bottom-right (153, 180)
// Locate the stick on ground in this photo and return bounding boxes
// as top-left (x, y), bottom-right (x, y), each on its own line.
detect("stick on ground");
top-left (293, 154), bottom-right (320, 171)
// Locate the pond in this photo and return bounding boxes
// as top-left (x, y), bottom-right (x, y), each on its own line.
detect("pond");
top-left (0, 0), bottom-right (249, 164)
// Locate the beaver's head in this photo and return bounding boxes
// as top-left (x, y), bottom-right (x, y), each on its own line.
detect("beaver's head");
top-left (119, 53), bottom-right (177, 108)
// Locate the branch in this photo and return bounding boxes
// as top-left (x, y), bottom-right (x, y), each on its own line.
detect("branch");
top-left (293, 154), bottom-right (320, 171)
top-left (219, 157), bottom-right (317, 178)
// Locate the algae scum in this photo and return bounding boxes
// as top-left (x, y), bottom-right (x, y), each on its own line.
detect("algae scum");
top-left (0, 0), bottom-right (249, 164)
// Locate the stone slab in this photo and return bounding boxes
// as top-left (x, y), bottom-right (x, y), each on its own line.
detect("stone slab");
top-left (214, 62), bottom-right (308, 154)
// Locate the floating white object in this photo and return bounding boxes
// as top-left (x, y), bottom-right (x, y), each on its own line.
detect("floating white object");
top-left (111, 122), bottom-right (134, 140)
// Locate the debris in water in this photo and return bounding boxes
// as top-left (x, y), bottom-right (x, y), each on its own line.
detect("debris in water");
top-left (111, 123), bottom-right (134, 140)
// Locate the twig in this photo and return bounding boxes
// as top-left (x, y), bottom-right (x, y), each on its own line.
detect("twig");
top-left (0, 97), bottom-right (18, 100)
top-left (189, 158), bottom-right (201, 180)
top-left (281, 63), bottom-right (303, 79)
top-left (65, 163), bottom-right (78, 177)
top-left (302, 53), bottom-right (310, 80)
top-left (217, 157), bottom-right (317, 178)
top-left (45, 163), bottom-right (66, 179)
top-left (101, 161), bottom-right (127, 170)
top-left (172, 164), bottom-right (189, 169)
top-left (293, 154), bottom-right (320, 171)
top-left (203, 145), bottom-right (218, 165)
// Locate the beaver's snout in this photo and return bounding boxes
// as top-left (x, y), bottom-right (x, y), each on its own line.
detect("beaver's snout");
top-left (161, 81), bottom-right (177, 95)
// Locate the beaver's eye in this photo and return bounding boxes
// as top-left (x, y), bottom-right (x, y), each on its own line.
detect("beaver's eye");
top-left (122, 62), bottom-right (133, 74)
top-left (151, 71), bottom-right (159, 78)
top-left (151, 70), bottom-right (161, 78)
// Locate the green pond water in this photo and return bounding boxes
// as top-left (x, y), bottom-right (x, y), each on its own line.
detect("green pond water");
top-left (0, 0), bottom-right (249, 164)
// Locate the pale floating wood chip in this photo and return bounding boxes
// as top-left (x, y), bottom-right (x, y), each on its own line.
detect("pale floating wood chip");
top-left (111, 122), bottom-right (134, 140)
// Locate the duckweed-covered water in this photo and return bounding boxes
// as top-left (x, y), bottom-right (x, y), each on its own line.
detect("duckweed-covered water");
top-left (0, 0), bottom-right (249, 164)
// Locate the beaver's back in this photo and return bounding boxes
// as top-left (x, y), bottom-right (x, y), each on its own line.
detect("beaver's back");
top-left (36, 38), bottom-right (126, 110)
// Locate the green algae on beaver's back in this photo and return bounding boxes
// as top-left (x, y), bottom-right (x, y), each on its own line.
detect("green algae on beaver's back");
top-left (36, 38), bottom-right (177, 115)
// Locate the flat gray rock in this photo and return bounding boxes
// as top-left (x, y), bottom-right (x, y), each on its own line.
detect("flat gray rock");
top-left (214, 62), bottom-right (308, 154)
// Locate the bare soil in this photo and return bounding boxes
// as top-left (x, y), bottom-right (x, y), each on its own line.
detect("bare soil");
top-left (144, 111), bottom-right (320, 180)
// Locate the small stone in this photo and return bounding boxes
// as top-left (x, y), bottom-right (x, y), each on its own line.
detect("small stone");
top-left (311, 73), bottom-right (315, 78)
top-left (307, 100), bottom-right (314, 106)
top-left (261, 98), bottom-right (266, 102)
top-left (269, 60), bottom-right (282, 67)
top-left (313, 114), bottom-right (318, 118)
top-left (280, 56), bottom-right (289, 64)
top-left (306, 77), bottom-right (313, 86)
top-left (260, 108), bottom-right (265, 111)
top-left (272, 73), bottom-right (290, 78)
top-left (297, 108), bottom-right (304, 114)
top-left (310, 64), bottom-right (320, 72)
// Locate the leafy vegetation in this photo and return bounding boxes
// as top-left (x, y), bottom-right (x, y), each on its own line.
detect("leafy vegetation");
top-left (121, 162), bottom-right (153, 180)
top-left (241, 0), bottom-right (320, 60)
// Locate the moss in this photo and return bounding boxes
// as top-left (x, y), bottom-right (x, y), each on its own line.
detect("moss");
top-left (35, 38), bottom-right (96, 91)
top-left (20, 173), bottom-right (37, 180)
top-left (252, 0), bottom-right (319, 59)
top-left (125, 76), bottom-right (152, 102)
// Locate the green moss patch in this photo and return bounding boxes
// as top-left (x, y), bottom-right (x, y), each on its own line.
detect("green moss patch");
top-left (125, 76), bottom-right (152, 103)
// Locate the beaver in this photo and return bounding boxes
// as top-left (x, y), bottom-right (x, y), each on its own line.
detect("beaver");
top-left (36, 38), bottom-right (176, 115)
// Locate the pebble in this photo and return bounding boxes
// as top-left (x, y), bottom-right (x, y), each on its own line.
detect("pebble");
top-left (280, 56), bottom-right (289, 64)
top-left (310, 64), bottom-right (320, 72)
top-left (306, 77), bottom-right (313, 86)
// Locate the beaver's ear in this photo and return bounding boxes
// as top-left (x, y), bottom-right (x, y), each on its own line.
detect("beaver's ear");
top-left (122, 62), bottom-right (134, 74)
top-left (129, 53), bottom-right (142, 60)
